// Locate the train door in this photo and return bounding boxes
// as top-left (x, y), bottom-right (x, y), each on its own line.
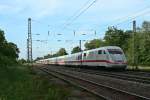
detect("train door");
top-left (87, 51), bottom-right (96, 66)
top-left (82, 52), bottom-right (87, 66)
top-left (97, 50), bottom-right (107, 66)
top-left (78, 53), bottom-right (82, 66)
top-left (81, 54), bottom-right (82, 66)
top-left (83, 52), bottom-right (93, 66)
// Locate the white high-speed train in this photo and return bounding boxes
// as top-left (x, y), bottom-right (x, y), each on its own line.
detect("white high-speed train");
top-left (36, 46), bottom-right (127, 69)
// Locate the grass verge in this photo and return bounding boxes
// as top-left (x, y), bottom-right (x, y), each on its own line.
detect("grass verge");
top-left (127, 65), bottom-right (150, 71)
top-left (0, 65), bottom-right (69, 100)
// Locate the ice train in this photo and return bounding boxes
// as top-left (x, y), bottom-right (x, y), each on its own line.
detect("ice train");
top-left (36, 46), bottom-right (127, 69)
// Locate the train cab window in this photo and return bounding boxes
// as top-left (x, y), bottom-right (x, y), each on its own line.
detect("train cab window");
top-left (98, 50), bottom-right (102, 54)
top-left (84, 53), bottom-right (86, 57)
top-left (108, 49), bottom-right (123, 54)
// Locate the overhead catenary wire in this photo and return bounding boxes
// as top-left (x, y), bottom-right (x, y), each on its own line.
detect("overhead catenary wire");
top-left (30, 0), bottom-right (99, 37)
top-left (32, 19), bottom-right (51, 27)
top-left (64, 5), bottom-right (150, 35)
top-left (65, 0), bottom-right (92, 22)
top-left (115, 7), bottom-right (150, 26)
top-left (31, 5), bottom-right (150, 39)
top-left (62, 0), bottom-right (98, 30)
top-left (31, 1), bottom-right (99, 58)
top-left (30, 2), bottom-right (150, 59)
top-left (95, 5), bottom-right (150, 34)
top-left (63, 2), bottom-right (150, 36)
top-left (31, 2), bottom-right (150, 35)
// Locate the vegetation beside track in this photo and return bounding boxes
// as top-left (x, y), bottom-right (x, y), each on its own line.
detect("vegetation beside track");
top-left (0, 65), bottom-right (69, 100)
top-left (0, 28), bottom-right (69, 100)
top-left (127, 66), bottom-right (150, 71)
top-left (0, 29), bottom-right (19, 66)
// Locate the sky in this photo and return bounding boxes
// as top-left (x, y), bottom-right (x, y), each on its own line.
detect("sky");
top-left (0, 0), bottom-right (150, 59)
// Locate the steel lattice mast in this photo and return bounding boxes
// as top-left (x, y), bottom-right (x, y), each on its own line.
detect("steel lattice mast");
top-left (27, 18), bottom-right (32, 62)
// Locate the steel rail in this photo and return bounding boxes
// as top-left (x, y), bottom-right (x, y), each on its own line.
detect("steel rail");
top-left (39, 67), bottom-right (150, 100)
top-left (72, 69), bottom-right (150, 84)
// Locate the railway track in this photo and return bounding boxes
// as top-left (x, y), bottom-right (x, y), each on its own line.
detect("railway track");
top-left (123, 70), bottom-right (150, 77)
top-left (68, 68), bottom-right (150, 84)
top-left (47, 65), bottom-right (150, 84)
top-left (39, 66), bottom-right (150, 100)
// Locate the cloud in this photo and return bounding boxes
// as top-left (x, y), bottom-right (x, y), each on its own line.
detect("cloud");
top-left (0, 5), bottom-right (9, 11)
top-left (66, 0), bottom-right (150, 30)
top-left (0, 0), bottom-right (62, 19)
top-left (0, 4), bottom-right (21, 14)
top-left (23, 0), bottom-right (62, 19)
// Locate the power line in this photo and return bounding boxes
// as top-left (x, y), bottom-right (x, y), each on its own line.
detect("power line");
top-left (59, 0), bottom-right (92, 31)
top-left (65, 0), bottom-right (92, 22)
top-left (96, 5), bottom-right (150, 33)
top-left (32, 19), bottom-right (50, 27)
top-left (29, 0), bottom-right (98, 35)
top-left (62, 0), bottom-right (98, 30)
top-left (30, 0), bottom-right (94, 32)
top-left (64, 4), bottom-right (150, 34)
top-left (114, 5), bottom-right (150, 25)
top-left (115, 8), bottom-right (150, 26)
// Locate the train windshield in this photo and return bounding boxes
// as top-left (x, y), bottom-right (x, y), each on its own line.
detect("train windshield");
top-left (108, 49), bottom-right (123, 54)
top-left (108, 49), bottom-right (125, 61)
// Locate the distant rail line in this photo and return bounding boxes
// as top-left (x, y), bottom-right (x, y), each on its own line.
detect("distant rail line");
top-left (38, 65), bottom-right (150, 100)
top-left (60, 67), bottom-right (150, 84)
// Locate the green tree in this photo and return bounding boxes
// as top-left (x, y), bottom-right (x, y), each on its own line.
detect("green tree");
top-left (44, 54), bottom-right (53, 59)
top-left (142, 21), bottom-right (150, 32)
top-left (0, 29), bottom-right (19, 66)
top-left (84, 39), bottom-right (104, 50)
top-left (126, 21), bottom-right (150, 66)
top-left (0, 30), bottom-right (6, 44)
top-left (7, 42), bottom-right (19, 58)
top-left (71, 46), bottom-right (81, 54)
top-left (56, 48), bottom-right (68, 56)
top-left (35, 57), bottom-right (43, 61)
top-left (126, 32), bottom-right (141, 65)
top-left (18, 59), bottom-right (27, 64)
top-left (104, 27), bottom-right (131, 51)
top-left (140, 21), bottom-right (150, 65)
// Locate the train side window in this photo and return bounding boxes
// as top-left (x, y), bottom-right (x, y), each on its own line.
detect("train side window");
top-left (98, 50), bottom-right (102, 54)
top-left (84, 53), bottom-right (86, 57)
top-left (103, 51), bottom-right (106, 54)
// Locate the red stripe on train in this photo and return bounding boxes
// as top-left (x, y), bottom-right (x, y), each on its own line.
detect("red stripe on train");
top-left (57, 60), bottom-right (127, 64)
